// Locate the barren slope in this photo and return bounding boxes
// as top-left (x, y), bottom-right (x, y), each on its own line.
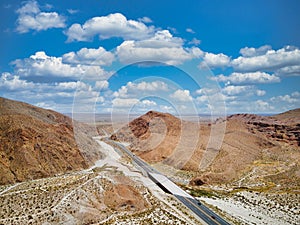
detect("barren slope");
top-left (111, 110), bottom-right (300, 188)
top-left (0, 97), bottom-right (102, 185)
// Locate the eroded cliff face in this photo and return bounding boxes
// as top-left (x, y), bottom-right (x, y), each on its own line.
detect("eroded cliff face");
top-left (227, 111), bottom-right (300, 147)
top-left (0, 97), bottom-right (102, 185)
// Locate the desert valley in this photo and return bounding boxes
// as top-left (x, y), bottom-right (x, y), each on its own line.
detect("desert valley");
top-left (0, 97), bottom-right (299, 224)
top-left (1, 1), bottom-right (300, 224)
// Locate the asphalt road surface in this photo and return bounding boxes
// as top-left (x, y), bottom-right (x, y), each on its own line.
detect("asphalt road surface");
top-left (106, 138), bottom-right (231, 225)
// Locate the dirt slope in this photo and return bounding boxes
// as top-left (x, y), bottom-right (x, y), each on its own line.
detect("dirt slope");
top-left (0, 97), bottom-right (102, 184)
top-left (111, 110), bottom-right (300, 187)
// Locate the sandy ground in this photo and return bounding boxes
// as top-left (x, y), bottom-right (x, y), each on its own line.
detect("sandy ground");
top-left (199, 191), bottom-right (299, 225)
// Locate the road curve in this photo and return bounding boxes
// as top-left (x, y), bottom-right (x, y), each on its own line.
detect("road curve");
top-left (105, 138), bottom-right (231, 225)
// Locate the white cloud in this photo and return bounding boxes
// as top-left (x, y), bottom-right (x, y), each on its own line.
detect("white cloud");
top-left (254, 100), bottom-right (273, 112)
top-left (188, 38), bottom-right (201, 45)
top-left (140, 99), bottom-right (157, 106)
top-left (271, 93), bottom-right (299, 104)
top-left (239, 45), bottom-right (272, 57)
top-left (95, 80), bottom-right (109, 90)
top-left (292, 91), bottom-right (300, 97)
top-left (12, 51), bottom-right (112, 80)
top-left (128, 81), bottom-right (168, 91)
top-left (222, 85), bottom-right (251, 95)
top-left (275, 65), bottom-right (300, 76)
top-left (222, 85), bottom-right (266, 97)
top-left (232, 46), bottom-right (300, 72)
top-left (170, 89), bottom-right (192, 102)
top-left (16, 0), bottom-right (65, 33)
top-left (0, 72), bottom-right (35, 90)
top-left (0, 72), bottom-right (104, 112)
top-left (113, 81), bottom-right (169, 98)
top-left (109, 98), bottom-right (158, 113)
top-left (186, 28), bottom-right (195, 34)
top-left (55, 81), bottom-right (91, 91)
top-left (223, 99), bottom-right (275, 113)
top-left (116, 30), bottom-right (203, 65)
top-left (214, 72), bottom-right (280, 85)
top-left (196, 91), bottom-right (235, 103)
top-left (138, 17), bottom-right (153, 23)
top-left (256, 90), bottom-right (266, 96)
top-left (112, 98), bottom-right (139, 108)
top-left (62, 47), bottom-right (114, 66)
top-left (65, 13), bottom-right (155, 42)
top-left (199, 52), bottom-right (230, 68)
top-left (16, 1), bottom-right (40, 15)
top-left (159, 105), bottom-right (174, 112)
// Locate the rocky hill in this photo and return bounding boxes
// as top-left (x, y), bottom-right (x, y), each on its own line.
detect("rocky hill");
top-left (0, 97), bottom-right (102, 185)
top-left (111, 111), bottom-right (182, 162)
top-left (227, 110), bottom-right (300, 147)
top-left (111, 109), bottom-right (300, 189)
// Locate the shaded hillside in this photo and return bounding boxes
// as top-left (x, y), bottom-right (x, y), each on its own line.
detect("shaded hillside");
top-left (0, 97), bottom-right (102, 185)
top-left (111, 110), bottom-right (300, 188)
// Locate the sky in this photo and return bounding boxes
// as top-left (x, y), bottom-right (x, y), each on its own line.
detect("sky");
top-left (0, 0), bottom-right (300, 115)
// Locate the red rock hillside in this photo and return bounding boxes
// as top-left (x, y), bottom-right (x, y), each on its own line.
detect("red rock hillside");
top-left (0, 97), bottom-right (102, 185)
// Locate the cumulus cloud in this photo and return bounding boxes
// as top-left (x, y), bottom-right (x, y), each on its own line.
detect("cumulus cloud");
top-left (222, 85), bottom-right (266, 97)
top-left (170, 89), bottom-right (192, 102)
top-left (140, 99), bottom-right (157, 106)
top-left (199, 52), bottom-right (231, 68)
top-left (214, 72), bottom-right (280, 85)
top-left (232, 46), bottom-right (300, 72)
top-left (222, 85), bottom-right (252, 95)
top-left (159, 105), bottom-right (174, 112)
top-left (112, 98), bottom-right (139, 107)
top-left (239, 45), bottom-right (272, 57)
top-left (0, 72), bottom-right (35, 90)
top-left (110, 98), bottom-right (158, 113)
top-left (0, 72), bottom-right (94, 93)
top-left (271, 92), bottom-right (299, 104)
top-left (95, 80), bottom-right (109, 90)
top-left (62, 47), bottom-right (114, 66)
top-left (0, 71), bottom-right (103, 112)
top-left (65, 13), bottom-right (155, 42)
top-left (16, 0), bottom-right (65, 33)
top-left (254, 100), bottom-right (273, 112)
top-left (113, 81), bottom-right (169, 98)
top-left (196, 88), bottom-right (235, 103)
top-left (55, 81), bottom-right (91, 91)
top-left (275, 65), bottom-right (300, 76)
top-left (256, 90), bottom-right (266, 96)
top-left (12, 51), bottom-right (112, 80)
top-left (116, 30), bottom-right (203, 65)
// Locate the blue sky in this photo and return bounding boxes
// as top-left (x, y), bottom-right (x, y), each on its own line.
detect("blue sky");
top-left (0, 0), bottom-right (300, 115)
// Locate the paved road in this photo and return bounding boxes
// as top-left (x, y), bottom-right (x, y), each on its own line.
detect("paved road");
top-left (105, 138), bottom-right (231, 225)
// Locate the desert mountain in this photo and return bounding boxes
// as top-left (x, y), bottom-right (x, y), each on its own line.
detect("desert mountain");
top-left (0, 97), bottom-right (102, 185)
top-left (112, 111), bottom-right (181, 161)
top-left (111, 110), bottom-right (300, 188)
